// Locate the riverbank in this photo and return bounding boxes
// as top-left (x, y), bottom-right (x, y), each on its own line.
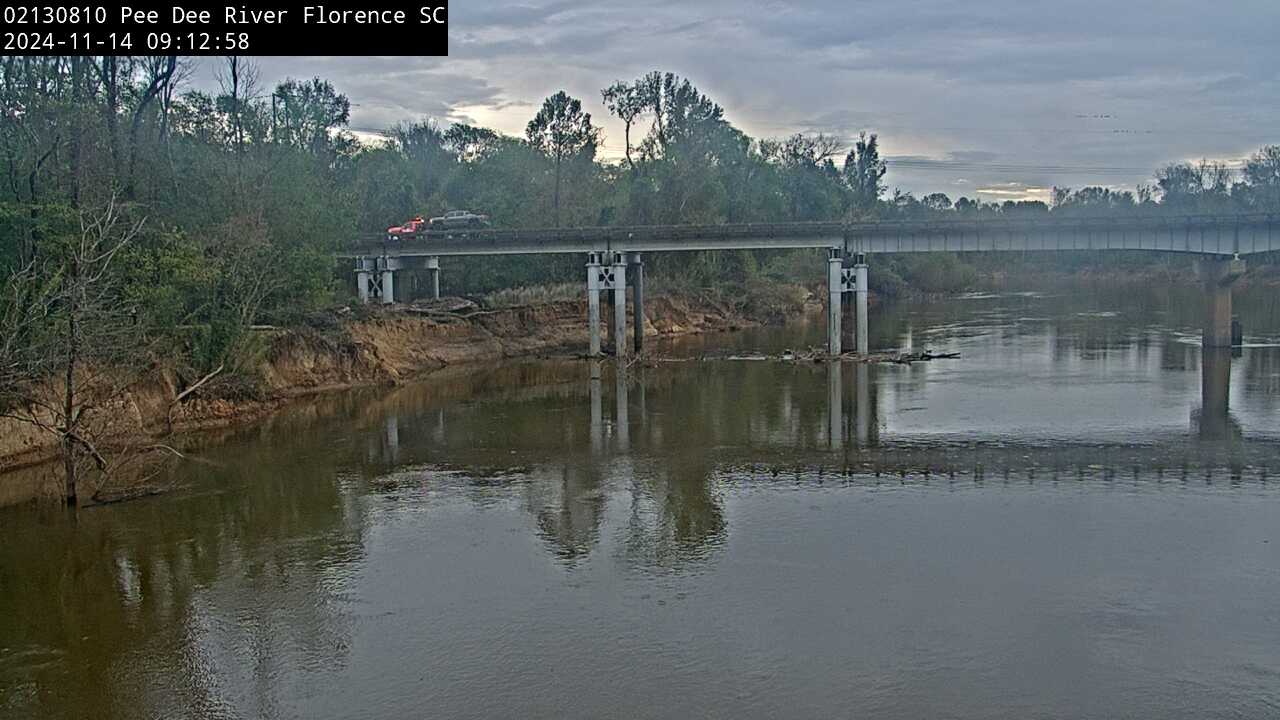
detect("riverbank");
top-left (0, 283), bottom-right (815, 503)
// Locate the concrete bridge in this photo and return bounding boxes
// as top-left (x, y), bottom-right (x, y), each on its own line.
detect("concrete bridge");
top-left (339, 213), bottom-right (1280, 356)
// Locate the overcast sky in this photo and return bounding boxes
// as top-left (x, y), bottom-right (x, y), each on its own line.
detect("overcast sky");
top-left (202, 0), bottom-right (1278, 202)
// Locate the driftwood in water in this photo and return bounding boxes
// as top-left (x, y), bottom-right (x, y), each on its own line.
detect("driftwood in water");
top-left (634, 348), bottom-right (960, 367)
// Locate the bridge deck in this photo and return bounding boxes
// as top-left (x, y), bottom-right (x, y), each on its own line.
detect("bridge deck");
top-left (337, 214), bottom-right (1280, 258)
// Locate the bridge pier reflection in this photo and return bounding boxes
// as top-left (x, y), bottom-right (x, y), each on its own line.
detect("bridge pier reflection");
top-left (615, 367), bottom-right (630, 451)
top-left (1198, 348), bottom-right (1238, 440)
top-left (827, 361), bottom-right (878, 449)
top-left (589, 360), bottom-right (604, 453)
top-left (828, 362), bottom-right (843, 449)
top-left (855, 364), bottom-right (872, 445)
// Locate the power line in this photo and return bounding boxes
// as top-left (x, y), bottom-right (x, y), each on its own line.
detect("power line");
top-left (886, 159), bottom-right (1247, 175)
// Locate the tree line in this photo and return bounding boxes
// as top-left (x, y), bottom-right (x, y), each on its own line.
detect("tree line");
top-left (2, 56), bottom-right (1278, 502)
top-left (3, 57), bottom-right (1279, 352)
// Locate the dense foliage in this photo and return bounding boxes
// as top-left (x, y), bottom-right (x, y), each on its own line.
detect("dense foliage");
top-left (3, 57), bottom-right (1280, 374)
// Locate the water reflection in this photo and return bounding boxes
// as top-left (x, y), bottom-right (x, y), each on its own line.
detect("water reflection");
top-left (0, 441), bottom-right (367, 719)
top-left (1197, 348), bottom-right (1239, 440)
top-left (826, 362), bottom-right (880, 450)
top-left (4, 288), bottom-right (1280, 719)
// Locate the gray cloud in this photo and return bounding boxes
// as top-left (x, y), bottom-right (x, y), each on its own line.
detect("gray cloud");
top-left (191, 0), bottom-right (1279, 199)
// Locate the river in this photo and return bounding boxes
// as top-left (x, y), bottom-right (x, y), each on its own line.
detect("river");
top-left (3, 284), bottom-right (1280, 719)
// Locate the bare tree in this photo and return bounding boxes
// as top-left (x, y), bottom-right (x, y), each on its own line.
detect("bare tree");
top-left (125, 55), bottom-right (177, 198)
top-left (0, 195), bottom-right (153, 504)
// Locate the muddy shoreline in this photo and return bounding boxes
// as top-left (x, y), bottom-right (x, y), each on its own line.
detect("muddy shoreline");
top-left (0, 287), bottom-right (816, 503)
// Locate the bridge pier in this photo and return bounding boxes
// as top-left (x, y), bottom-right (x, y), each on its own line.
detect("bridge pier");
top-left (354, 256), bottom-right (375, 304)
top-left (381, 264), bottom-right (396, 305)
top-left (613, 252), bottom-right (628, 358)
top-left (854, 259), bottom-right (869, 355)
top-left (629, 252), bottom-right (644, 354)
top-left (586, 252), bottom-right (602, 357)
top-left (1200, 256), bottom-right (1245, 348)
top-left (426, 256), bottom-right (440, 299)
top-left (829, 250), bottom-right (869, 356)
top-left (356, 269), bottom-right (371, 303)
top-left (827, 249), bottom-right (843, 356)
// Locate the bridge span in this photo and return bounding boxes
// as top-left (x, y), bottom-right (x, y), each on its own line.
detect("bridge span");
top-left (339, 213), bottom-right (1277, 358)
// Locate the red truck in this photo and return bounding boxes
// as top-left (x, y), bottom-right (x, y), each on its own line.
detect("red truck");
top-left (386, 216), bottom-right (427, 241)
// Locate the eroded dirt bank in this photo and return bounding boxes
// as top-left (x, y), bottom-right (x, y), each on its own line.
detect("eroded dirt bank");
top-left (0, 287), bottom-right (815, 482)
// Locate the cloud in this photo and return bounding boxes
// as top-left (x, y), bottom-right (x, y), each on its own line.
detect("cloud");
top-left (187, 0), bottom-right (1279, 198)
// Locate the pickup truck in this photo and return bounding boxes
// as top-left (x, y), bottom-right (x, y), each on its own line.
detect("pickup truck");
top-left (428, 210), bottom-right (490, 229)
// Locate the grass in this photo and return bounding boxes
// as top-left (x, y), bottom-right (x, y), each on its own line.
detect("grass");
top-left (481, 283), bottom-right (581, 309)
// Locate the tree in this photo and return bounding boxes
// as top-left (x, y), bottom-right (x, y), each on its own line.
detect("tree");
top-left (0, 197), bottom-right (152, 504)
top-left (601, 81), bottom-right (646, 171)
top-left (1241, 145), bottom-right (1280, 209)
top-left (443, 123), bottom-right (500, 163)
top-left (390, 119), bottom-right (453, 201)
top-left (762, 133), bottom-right (844, 220)
top-left (1155, 160), bottom-right (1233, 211)
top-left (921, 192), bottom-right (953, 212)
top-left (842, 132), bottom-right (887, 213)
top-left (271, 77), bottom-right (351, 156)
top-left (525, 91), bottom-right (601, 226)
top-left (124, 55), bottom-right (177, 199)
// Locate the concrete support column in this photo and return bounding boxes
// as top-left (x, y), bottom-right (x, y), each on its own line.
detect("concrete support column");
top-left (586, 253), bottom-right (602, 357)
top-left (628, 252), bottom-right (644, 355)
top-left (381, 267), bottom-right (395, 305)
top-left (1200, 256), bottom-right (1245, 348)
top-left (827, 249), bottom-right (843, 356)
top-left (426, 256), bottom-right (441, 299)
top-left (356, 270), bottom-right (371, 304)
top-left (855, 261), bottom-right (869, 355)
top-left (613, 253), bottom-right (628, 358)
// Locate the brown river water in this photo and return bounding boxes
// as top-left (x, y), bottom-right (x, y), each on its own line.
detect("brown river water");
top-left (3, 285), bottom-right (1280, 719)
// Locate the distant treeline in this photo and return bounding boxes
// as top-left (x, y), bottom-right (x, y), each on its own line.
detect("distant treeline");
top-left (3, 57), bottom-right (1280, 368)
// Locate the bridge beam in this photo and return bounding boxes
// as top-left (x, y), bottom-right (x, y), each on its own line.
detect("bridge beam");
top-left (827, 249), bottom-right (843, 356)
top-left (1200, 256), bottom-right (1245, 348)
top-left (613, 252), bottom-right (628, 358)
top-left (628, 252), bottom-right (644, 354)
top-left (586, 252), bottom-right (602, 357)
top-left (426, 256), bottom-right (440, 299)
